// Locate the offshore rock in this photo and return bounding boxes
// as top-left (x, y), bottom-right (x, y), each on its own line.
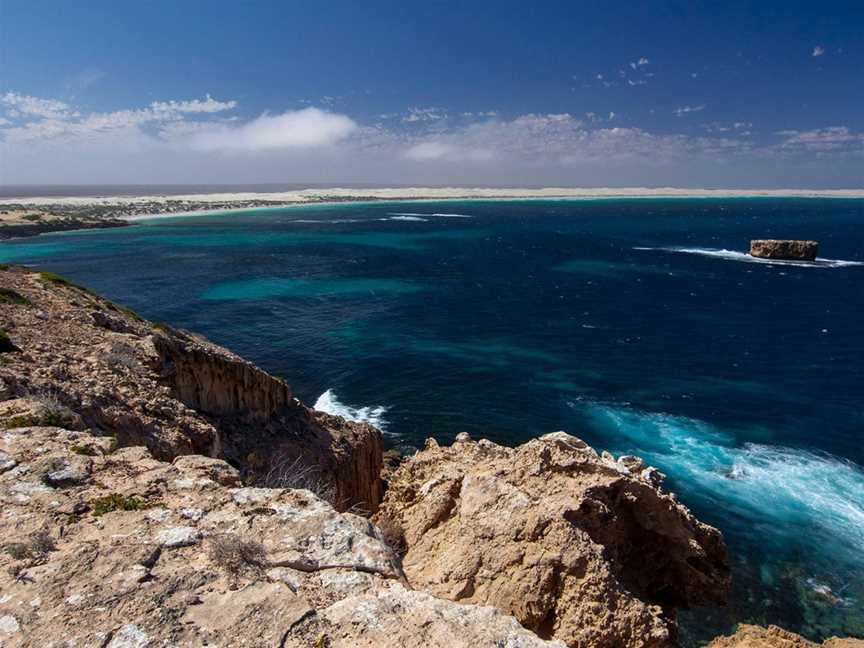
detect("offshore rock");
top-left (750, 239), bottom-right (818, 261)
top-left (377, 432), bottom-right (731, 647)
top-left (707, 624), bottom-right (864, 647)
top-left (0, 266), bottom-right (382, 511)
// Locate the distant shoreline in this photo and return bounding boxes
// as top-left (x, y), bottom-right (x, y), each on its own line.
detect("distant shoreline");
top-left (1, 187), bottom-right (862, 239)
top-left (2, 186), bottom-right (864, 205)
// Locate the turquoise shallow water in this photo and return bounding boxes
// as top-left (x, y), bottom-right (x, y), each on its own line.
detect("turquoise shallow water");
top-left (2, 198), bottom-right (863, 644)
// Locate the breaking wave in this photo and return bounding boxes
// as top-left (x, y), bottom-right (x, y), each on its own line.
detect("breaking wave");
top-left (387, 212), bottom-right (474, 219)
top-left (313, 389), bottom-right (391, 434)
top-left (634, 246), bottom-right (864, 268)
top-left (573, 400), bottom-right (864, 561)
top-left (292, 218), bottom-right (366, 224)
top-left (382, 215), bottom-right (429, 222)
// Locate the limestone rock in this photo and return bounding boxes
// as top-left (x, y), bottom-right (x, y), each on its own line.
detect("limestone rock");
top-left (707, 624), bottom-right (864, 648)
top-left (750, 239), bottom-right (818, 261)
top-left (0, 424), bottom-right (559, 648)
top-left (318, 582), bottom-right (566, 648)
top-left (377, 432), bottom-right (731, 647)
top-left (0, 266), bottom-right (383, 511)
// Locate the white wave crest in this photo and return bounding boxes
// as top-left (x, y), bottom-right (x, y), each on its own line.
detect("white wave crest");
top-left (382, 215), bottom-right (429, 222)
top-left (387, 212), bottom-right (474, 219)
top-left (314, 389), bottom-right (391, 433)
top-left (634, 246), bottom-right (864, 268)
top-left (574, 400), bottom-right (864, 558)
top-left (292, 218), bottom-right (365, 223)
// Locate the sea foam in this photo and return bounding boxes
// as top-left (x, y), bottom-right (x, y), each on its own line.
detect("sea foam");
top-left (574, 400), bottom-right (864, 561)
top-left (314, 389), bottom-right (391, 434)
top-left (634, 246), bottom-right (864, 268)
top-left (387, 212), bottom-right (474, 219)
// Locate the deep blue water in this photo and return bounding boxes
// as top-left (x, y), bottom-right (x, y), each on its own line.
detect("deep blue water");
top-left (2, 199), bottom-right (863, 644)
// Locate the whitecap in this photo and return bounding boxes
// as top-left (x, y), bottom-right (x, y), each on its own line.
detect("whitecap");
top-left (381, 215), bottom-right (429, 222)
top-left (386, 212), bottom-right (474, 219)
top-left (572, 400), bottom-right (864, 560)
top-left (313, 389), bottom-right (391, 434)
top-left (634, 246), bottom-right (864, 268)
top-left (292, 218), bottom-right (366, 224)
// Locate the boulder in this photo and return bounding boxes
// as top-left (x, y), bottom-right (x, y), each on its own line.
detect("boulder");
top-left (376, 433), bottom-right (731, 647)
top-left (707, 624), bottom-right (864, 648)
top-left (750, 240), bottom-right (818, 261)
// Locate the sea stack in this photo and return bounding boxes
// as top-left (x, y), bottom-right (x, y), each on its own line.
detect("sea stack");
top-left (750, 239), bottom-right (818, 261)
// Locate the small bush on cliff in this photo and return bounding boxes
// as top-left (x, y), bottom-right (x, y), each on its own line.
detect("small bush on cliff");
top-left (0, 330), bottom-right (17, 353)
top-left (374, 517), bottom-right (407, 558)
top-left (0, 288), bottom-right (30, 306)
top-left (70, 443), bottom-right (99, 456)
top-left (38, 271), bottom-right (77, 287)
top-left (207, 533), bottom-right (267, 576)
top-left (262, 455), bottom-right (337, 504)
top-left (91, 493), bottom-right (150, 516)
top-left (5, 531), bottom-right (56, 560)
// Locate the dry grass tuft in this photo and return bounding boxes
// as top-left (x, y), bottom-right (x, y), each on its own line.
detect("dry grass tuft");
top-left (207, 533), bottom-right (267, 576)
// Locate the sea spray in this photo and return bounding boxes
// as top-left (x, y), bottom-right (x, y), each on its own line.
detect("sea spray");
top-left (314, 389), bottom-right (391, 434)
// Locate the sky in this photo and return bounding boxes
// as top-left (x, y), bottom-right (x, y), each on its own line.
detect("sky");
top-left (0, 0), bottom-right (862, 188)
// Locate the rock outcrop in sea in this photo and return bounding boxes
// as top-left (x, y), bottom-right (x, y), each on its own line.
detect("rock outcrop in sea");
top-left (0, 264), bottom-right (860, 647)
top-left (750, 239), bottom-right (819, 261)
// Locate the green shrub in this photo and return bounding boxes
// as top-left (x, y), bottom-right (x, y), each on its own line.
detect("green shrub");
top-left (38, 271), bottom-right (76, 287)
top-left (91, 493), bottom-right (150, 516)
top-left (0, 288), bottom-right (30, 305)
top-left (71, 444), bottom-right (99, 456)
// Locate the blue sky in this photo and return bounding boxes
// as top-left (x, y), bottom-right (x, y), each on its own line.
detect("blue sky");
top-left (1, 0), bottom-right (862, 187)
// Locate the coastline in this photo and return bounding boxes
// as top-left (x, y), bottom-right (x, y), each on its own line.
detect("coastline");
top-left (1, 186), bottom-right (863, 239)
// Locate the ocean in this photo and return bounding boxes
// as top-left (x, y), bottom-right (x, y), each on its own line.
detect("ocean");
top-left (1, 198), bottom-right (862, 644)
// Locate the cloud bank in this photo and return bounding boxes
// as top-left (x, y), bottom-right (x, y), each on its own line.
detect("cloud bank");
top-left (0, 92), bottom-right (861, 187)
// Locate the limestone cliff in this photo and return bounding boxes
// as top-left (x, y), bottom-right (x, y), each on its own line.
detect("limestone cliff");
top-left (0, 266), bottom-right (382, 511)
top-left (376, 432), bottom-right (731, 647)
top-left (2, 266), bottom-right (860, 647)
top-left (707, 624), bottom-right (864, 648)
top-left (0, 425), bottom-right (562, 647)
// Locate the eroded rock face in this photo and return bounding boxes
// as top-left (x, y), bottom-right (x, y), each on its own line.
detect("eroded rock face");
top-left (750, 239), bottom-right (818, 261)
top-left (0, 266), bottom-right (382, 510)
top-left (0, 425), bottom-right (563, 648)
top-left (707, 624), bottom-right (864, 648)
top-left (376, 432), bottom-right (731, 648)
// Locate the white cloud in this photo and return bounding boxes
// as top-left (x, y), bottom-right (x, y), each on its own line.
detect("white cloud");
top-left (402, 107), bottom-right (446, 123)
top-left (1, 92), bottom-right (73, 119)
top-left (186, 108), bottom-right (357, 152)
top-left (674, 104), bottom-right (706, 117)
top-left (0, 93), bottom-right (354, 153)
top-left (812, 45), bottom-right (825, 57)
top-left (776, 126), bottom-right (864, 153)
top-left (149, 95), bottom-right (237, 115)
top-left (630, 57), bottom-right (650, 70)
top-left (1, 90), bottom-right (860, 186)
